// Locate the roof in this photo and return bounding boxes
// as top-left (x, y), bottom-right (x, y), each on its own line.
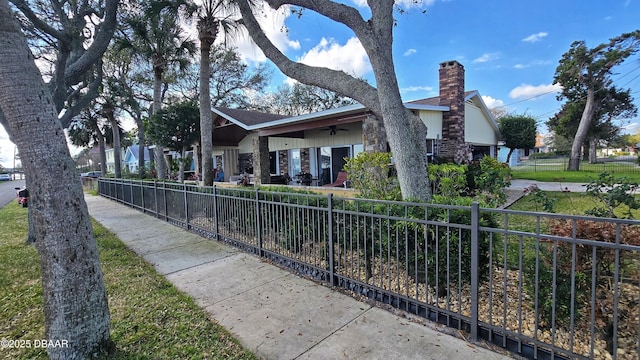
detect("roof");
top-left (209, 90), bottom-right (499, 136)
top-left (213, 107), bottom-right (288, 127)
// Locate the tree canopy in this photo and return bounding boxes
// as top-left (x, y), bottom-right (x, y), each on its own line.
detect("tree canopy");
top-left (552, 30), bottom-right (640, 170)
top-left (499, 114), bottom-right (537, 164)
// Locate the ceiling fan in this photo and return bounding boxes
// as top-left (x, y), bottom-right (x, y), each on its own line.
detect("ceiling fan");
top-left (327, 125), bottom-right (349, 135)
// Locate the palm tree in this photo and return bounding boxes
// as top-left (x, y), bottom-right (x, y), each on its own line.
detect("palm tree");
top-left (196, 0), bottom-right (239, 185)
top-left (118, 6), bottom-right (196, 179)
top-left (152, 0), bottom-right (239, 185)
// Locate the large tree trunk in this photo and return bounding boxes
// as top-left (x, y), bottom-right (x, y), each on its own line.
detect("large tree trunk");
top-left (505, 148), bottom-right (515, 165)
top-left (104, 105), bottom-right (121, 178)
top-left (568, 87), bottom-right (597, 170)
top-left (588, 138), bottom-right (597, 163)
top-left (0, 3), bottom-right (112, 358)
top-left (237, 0), bottom-right (431, 201)
top-left (199, 32), bottom-right (215, 186)
top-left (134, 112), bottom-right (146, 178)
top-left (153, 69), bottom-right (167, 179)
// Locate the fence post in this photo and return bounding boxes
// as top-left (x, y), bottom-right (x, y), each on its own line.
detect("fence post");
top-left (327, 193), bottom-right (335, 287)
top-left (184, 183), bottom-right (189, 229)
top-left (163, 181), bottom-right (168, 221)
top-left (213, 185), bottom-right (219, 240)
top-left (470, 201), bottom-right (479, 341)
top-left (154, 180), bottom-right (159, 218)
top-left (255, 189), bottom-right (263, 257)
top-left (140, 179), bottom-right (145, 213)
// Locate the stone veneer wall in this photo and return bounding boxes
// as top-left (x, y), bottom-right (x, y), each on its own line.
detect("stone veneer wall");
top-left (278, 150), bottom-right (288, 175)
top-left (362, 115), bottom-right (387, 153)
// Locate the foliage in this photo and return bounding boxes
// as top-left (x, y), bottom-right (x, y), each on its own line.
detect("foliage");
top-left (522, 184), bottom-right (556, 213)
top-left (474, 156), bottom-right (511, 207)
top-left (146, 101), bottom-right (200, 154)
top-left (10, 0), bottom-right (118, 127)
top-left (256, 82), bottom-right (357, 116)
top-left (428, 163), bottom-right (467, 198)
top-left (499, 114), bottom-right (537, 163)
top-left (552, 31), bottom-right (640, 170)
top-left (343, 152), bottom-right (401, 200)
top-left (584, 172), bottom-right (640, 219)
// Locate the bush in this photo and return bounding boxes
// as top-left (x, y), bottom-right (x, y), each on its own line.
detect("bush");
top-left (529, 152), bottom-right (558, 159)
top-left (428, 163), bottom-right (467, 198)
top-left (343, 152), bottom-right (400, 200)
top-left (474, 156), bottom-right (511, 207)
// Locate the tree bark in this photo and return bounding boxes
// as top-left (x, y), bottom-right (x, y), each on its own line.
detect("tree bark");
top-left (568, 87), bottom-right (597, 170)
top-left (589, 138), bottom-right (597, 163)
top-left (0, 3), bottom-right (112, 358)
top-left (506, 148), bottom-right (515, 165)
top-left (237, 0), bottom-right (431, 201)
top-left (135, 113), bottom-right (146, 178)
top-left (199, 36), bottom-right (215, 186)
top-left (153, 69), bottom-right (167, 179)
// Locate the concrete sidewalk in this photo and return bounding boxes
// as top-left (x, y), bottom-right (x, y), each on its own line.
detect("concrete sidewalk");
top-left (85, 195), bottom-right (513, 360)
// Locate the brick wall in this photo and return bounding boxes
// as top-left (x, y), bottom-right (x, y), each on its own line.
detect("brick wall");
top-left (438, 60), bottom-right (472, 163)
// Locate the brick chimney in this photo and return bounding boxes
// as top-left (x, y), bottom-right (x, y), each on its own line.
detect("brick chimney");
top-left (438, 60), bottom-right (471, 164)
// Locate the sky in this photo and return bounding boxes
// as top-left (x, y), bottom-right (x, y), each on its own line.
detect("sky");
top-left (2, 0), bottom-right (640, 168)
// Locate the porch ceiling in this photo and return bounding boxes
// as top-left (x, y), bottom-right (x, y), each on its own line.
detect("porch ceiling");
top-left (212, 123), bottom-right (248, 146)
top-left (257, 112), bottom-right (370, 137)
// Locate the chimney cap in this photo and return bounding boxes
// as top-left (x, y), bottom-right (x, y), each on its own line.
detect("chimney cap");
top-left (440, 60), bottom-right (464, 69)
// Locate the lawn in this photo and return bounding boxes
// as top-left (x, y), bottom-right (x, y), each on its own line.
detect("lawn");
top-left (510, 157), bottom-right (640, 183)
top-left (0, 201), bottom-right (256, 360)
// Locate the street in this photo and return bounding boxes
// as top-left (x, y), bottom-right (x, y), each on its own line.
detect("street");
top-left (0, 178), bottom-right (26, 208)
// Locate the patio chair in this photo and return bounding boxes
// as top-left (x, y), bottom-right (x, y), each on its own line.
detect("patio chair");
top-left (323, 171), bottom-right (348, 187)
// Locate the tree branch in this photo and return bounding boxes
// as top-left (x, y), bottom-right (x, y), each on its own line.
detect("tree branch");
top-left (237, 0), bottom-right (380, 114)
top-left (9, 0), bottom-right (64, 40)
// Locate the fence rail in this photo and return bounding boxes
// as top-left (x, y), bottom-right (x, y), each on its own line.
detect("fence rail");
top-left (513, 155), bottom-right (640, 173)
top-left (98, 178), bottom-right (640, 360)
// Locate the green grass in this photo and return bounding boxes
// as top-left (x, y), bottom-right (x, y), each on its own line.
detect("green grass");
top-left (511, 170), bottom-right (640, 183)
top-left (0, 200), bottom-right (256, 360)
top-left (511, 157), bottom-right (640, 183)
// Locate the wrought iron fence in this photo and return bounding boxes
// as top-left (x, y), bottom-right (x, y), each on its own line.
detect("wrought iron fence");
top-left (513, 155), bottom-right (640, 173)
top-left (98, 178), bottom-right (640, 360)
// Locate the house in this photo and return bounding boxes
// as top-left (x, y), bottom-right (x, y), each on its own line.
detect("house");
top-left (123, 145), bottom-right (151, 173)
top-left (105, 148), bottom-right (126, 174)
top-left (204, 60), bottom-right (500, 185)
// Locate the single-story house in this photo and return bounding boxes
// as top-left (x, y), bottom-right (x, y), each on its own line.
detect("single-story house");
top-left (123, 145), bottom-right (151, 173)
top-left (203, 60), bottom-right (501, 185)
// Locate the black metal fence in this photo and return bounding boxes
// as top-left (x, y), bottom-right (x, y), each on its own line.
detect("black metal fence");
top-left (513, 155), bottom-right (640, 174)
top-left (98, 178), bottom-right (640, 360)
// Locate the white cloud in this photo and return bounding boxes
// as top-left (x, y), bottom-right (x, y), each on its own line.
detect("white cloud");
top-left (509, 83), bottom-right (562, 100)
top-left (514, 64), bottom-right (529, 69)
top-left (482, 95), bottom-right (505, 109)
top-left (404, 48), bottom-right (417, 56)
top-left (297, 37), bottom-right (372, 77)
top-left (400, 85), bottom-right (433, 93)
top-left (473, 53), bottom-right (498, 63)
top-left (234, 3), bottom-right (300, 63)
top-left (522, 32), bottom-right (548, 43)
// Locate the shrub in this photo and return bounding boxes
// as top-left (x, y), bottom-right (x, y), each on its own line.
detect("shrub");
top-left (474, 156), bottom-right (511, 207)
top-left (428, 163), bottom-right (467, 197)
top-left (343, 152), bottom-right (401, 200)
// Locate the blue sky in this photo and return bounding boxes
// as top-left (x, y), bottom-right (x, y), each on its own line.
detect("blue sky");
top-left (2, 0), bottom-right (640, 167)
top-left (235, 0), bottom-right (640, 134)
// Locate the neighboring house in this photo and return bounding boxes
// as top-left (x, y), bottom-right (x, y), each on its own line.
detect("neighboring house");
top-left (498, 133), bottom-right (550, 167)
top-left (105, 148), bottom-right (126, 174)
top-left (123, 145), bottom-right (151, 173)
top-left (203, 60), bottom-right (500, 185)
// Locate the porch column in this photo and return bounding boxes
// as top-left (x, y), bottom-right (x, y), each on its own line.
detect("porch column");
top-left (362, 115), bottom-right (387, 153)
top-left (253, 136), bottom-right (270, 185)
